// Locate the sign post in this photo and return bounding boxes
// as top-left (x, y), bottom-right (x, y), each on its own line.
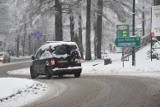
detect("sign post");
top-left (115, 24), bottom-right (142, 67)
top-left (115, 24), bottom-right (130, 67)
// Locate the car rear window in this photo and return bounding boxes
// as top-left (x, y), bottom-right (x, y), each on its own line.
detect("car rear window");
top-left (36, 44), bottom-right (78, 59)
top-left (54, 45), bottom-right (67, 55)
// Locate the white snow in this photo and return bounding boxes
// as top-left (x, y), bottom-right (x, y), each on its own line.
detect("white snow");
top-left (0, 77), bottom-right (66, 107)
top-left (0, 78), bottom-right (48, 107)
top-left (82, 44), bottom-right (160, 78)
top-left (1, 43), bottom-right (160, 106)
top-left (0, 78), bottom-right (34, 99)
top-left (35, 41), bottom-right (80, 59)
top-left (39, 41), bottom-right (78, 51)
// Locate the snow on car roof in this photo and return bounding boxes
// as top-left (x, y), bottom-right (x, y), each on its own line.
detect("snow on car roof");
top-left (40, 41), bottom-right (78, 51)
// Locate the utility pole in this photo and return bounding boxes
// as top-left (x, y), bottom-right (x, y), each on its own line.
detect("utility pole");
top-left (16, 34), bottom-right (19, 57)
top-left (142, 6), bottom-right (145, 36)
top-left (132, 0), bottom-right (136, 66)
top-left (28, 34), bottom-right (31, 56)
top-left (154, 0), bottom-right (160, 5)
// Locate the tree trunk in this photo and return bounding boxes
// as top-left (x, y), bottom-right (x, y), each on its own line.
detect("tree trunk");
top-left (22, 34), bottom-right (26, 56)
top-left (70, 11), bottom-right (75, 41)
top-left (94, 19), bottom-right (98, 59)
top-left (55, 0), bottom-right (63, 41)
top-left (85, 0), bottom-right (91, 60)
top-left (154, 0), bottom-right (160, 5)
top-left (93, 10), bottom-right (97, 59)
top-left (29, 0), bottom-right (33, 55)
top-left (96, 0), bottom-right (103, 59)
top-left (23, 19), bottom-right (27, 56)
top-left (28, 34), bottom-right (31, 56)
top-left (16, 34), bottom-right (19, 57)
top-left (78, 11), bottom-right (84, 59)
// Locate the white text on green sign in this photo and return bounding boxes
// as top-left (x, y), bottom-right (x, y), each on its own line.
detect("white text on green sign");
top-left (116, 24), bottom-right (129, 38)
top-left (115, 37), bottom-right (141, 47)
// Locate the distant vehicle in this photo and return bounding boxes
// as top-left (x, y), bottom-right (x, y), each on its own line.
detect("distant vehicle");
top-left (0, 51), bottom-right (10, 63)
top-left (30, 41), bottom-right (82, 79)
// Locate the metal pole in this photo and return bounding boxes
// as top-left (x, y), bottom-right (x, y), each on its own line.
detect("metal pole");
top-left (122, 47), bottom-right (124, 67)
top-left (142, 6), bottom-right (145, 36)
top-left (132, 0), bottom-right (136, 66)
top-left (151, 7), bottom-right (153, 61)
top-left (16, 34), bottom-right (19, 57)
top-left (151, 36), bottom-right (153, 61)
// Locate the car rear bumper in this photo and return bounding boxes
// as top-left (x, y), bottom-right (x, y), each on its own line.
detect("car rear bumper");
top-left (51, 66), bottom-right (82, 75)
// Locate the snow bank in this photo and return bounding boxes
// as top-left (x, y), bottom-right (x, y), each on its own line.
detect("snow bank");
top-left (0, 78), bottom-right (48, 107)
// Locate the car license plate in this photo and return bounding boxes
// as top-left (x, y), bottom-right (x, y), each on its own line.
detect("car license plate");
top-left (58, 60), bottom-right (68, 63)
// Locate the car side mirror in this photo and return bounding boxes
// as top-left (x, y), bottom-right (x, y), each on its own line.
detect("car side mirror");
top-left (31, 56), bottom-right (36, 60)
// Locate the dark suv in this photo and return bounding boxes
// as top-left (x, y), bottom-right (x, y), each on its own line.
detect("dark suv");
top-left (30, 41), bottom-right (82, 79)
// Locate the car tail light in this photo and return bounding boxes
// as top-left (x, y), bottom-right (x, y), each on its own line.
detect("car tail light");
top-left (77, 59), bottom-right (82, 64)
top-left (51, 59), bottom-right (55, 65)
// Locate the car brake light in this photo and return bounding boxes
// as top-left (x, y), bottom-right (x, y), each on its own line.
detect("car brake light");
top-left (78, 59), bottom-right (82, 64)
top-left (51, 59), bottom-right (55, 65)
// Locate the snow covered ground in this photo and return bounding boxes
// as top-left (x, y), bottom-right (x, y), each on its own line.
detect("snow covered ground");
top-left (0, 77), bottom-right (66, 107)
top-left (82, 44), bottom-right (160, 78)
top-left (0, 78), bottom-right (48, 107)
top-left (1, 44), bottom-right (160, 106)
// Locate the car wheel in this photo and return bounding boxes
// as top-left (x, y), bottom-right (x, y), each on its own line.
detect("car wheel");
top-left (30, 67), bottom-right (37, 79)
top-left (74, 73), bottom-right (81, 78)
top-left (8, 58), bottom-right (10, 62)
top-left (45, 67), bottom-right (52, 79)
top-left (3, 59), bottom-right (5, 63)
top-left (58, 74), bottom-right (63, 78)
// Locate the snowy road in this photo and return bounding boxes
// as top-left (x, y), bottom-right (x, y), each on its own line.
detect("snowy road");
top-left (1, 61), bottom-right (160, 107)
top-left (24, 75), bottom-right (160, 107)
top-left (0, 60), bottom-right (31, 77)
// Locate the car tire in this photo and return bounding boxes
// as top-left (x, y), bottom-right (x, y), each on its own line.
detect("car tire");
top-left (74, 73), bottom-right (81, 78)
top-left (45, 67), bottom-right (52, 79)
top-left (8, 58), bottom-right (10, 62)
top-left (3, 59), bottom-right (5, 63)
top-left (58, 74), bottom-right (63, 78)
top-left (30, 67), bottom-right (37, 79)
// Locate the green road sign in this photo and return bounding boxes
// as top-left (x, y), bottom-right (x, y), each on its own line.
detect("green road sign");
top-left (116, 24), bottom-right (129, 37)
top-left (115, 37), bottom-right (141, 47)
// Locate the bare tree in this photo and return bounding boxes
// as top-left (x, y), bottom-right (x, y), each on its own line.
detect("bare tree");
top-left (85, 0), bottom-right (91, 60)
top-left (62, 0), bottom-right (84, 58)
top-left (78, 10), bottom-right (84, 59)
top-left (55, 0), bottom-right (63, 41)
top-left (7, 0), bottom-right (152, 59)
top-left (69, 11), bottom-right (75, 41)
top-left (96, 0), bottom-right (103, 59)
top-left (0, 0), bottom-right (10, 51)
top-left (154, 0), bottom-right (160, 5)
